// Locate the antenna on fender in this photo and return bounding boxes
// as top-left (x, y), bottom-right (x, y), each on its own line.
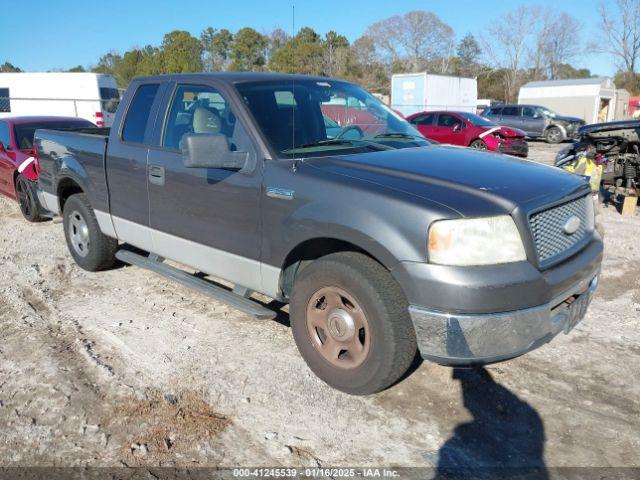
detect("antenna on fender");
top-left (291, 4), bottom-right (298, 172)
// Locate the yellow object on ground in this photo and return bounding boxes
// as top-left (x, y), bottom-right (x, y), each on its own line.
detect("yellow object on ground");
top-left (621, 196), bottom-right (638, 216)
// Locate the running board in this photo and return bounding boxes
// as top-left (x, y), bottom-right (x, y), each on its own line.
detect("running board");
top-left (115, 249), bottom-right (277, 320)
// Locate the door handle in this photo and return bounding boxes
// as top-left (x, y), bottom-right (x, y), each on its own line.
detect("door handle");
top-left (148, 165), bottom-right (165, 186)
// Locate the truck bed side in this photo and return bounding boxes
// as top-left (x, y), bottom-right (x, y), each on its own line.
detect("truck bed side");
top-left (35, 129), bottom-right (110, 216)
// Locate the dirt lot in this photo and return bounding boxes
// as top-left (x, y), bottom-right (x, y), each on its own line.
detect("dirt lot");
top-left (0, 141), bottom-right (639, 475)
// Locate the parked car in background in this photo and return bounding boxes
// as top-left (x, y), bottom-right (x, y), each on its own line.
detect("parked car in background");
top-left (35, 73), bottom-right (602, 395)
top-left (0, 116), bottom-right (95, 221)
top-left (0, 73), bottom-right (120, 127)
top-left (407, 110), bottom-right (529, 157)
top-left (483, 104), bottom-right (585, 144)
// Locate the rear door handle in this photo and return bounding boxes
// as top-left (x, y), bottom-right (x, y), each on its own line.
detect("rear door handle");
top-left (148, 165), bottom-right (165, 186)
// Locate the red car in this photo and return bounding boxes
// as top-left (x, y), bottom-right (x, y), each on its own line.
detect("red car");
top-left (0, 116), bottom-right (95, 221)
top-left (406, 110), bottom-right (529, 157)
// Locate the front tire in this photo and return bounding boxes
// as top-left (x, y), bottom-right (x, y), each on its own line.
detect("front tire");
top-left (290, 252), bottom-right (417, 395)
top-left (470, 139), bottom-right (487, 150)
top-left (15, 175), bottom-right (45, 223)
top-left (63, 193), bottom-right (117, 271)
top-left (544, 126), bottom-right (563, 144)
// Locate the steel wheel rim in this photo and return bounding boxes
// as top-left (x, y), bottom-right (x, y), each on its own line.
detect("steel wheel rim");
top-left (16, 179), bottom-right (32, 217)
top-left (306, 286), bottom-right (371, 369)
top-left (68, 210), bottom-right (90, 258)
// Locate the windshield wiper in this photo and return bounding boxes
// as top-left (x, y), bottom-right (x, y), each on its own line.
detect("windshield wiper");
top-left (373, 132), bottom-right (424, 141)
top-left (283, 138), bottom-right (390, 153)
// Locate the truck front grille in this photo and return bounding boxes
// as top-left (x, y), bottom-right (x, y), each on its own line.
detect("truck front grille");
top-left (529, 195), bottom-right (591, 265)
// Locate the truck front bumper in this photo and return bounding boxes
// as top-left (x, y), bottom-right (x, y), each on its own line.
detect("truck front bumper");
top-left (408, 271), bottom-right (598, 365)
top-left (391, 232), bottom-right (603, 365)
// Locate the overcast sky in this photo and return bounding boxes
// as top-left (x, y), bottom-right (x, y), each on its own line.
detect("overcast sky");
top-left (0, 0), bottom-right (613, 76)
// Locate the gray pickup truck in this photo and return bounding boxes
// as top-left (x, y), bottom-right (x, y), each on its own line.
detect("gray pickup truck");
top-left (35, 73), bottom-right (602, 395)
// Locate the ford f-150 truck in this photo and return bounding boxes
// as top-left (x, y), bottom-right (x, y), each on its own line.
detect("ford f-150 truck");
top-left (35, 73), bottom-right (603, 395)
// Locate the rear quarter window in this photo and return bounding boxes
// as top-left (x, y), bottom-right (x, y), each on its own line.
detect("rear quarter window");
top-left (121, 84), bottom-right (160, 144)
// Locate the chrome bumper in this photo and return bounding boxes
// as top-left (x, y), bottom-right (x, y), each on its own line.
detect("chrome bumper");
top-left (409, 272), bottom-right (599, 365)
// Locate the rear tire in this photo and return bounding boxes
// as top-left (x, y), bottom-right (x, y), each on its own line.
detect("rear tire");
top-left (544, 126), bottom-right (563, 144)
top-left (62, 193), bottom-right (117, 271)
top-left (289, 252), bottom-right (417, 395)
top-left (15, 175), bottom-right (45, 223)
top-left (470, 139), bottom-right (487, 150)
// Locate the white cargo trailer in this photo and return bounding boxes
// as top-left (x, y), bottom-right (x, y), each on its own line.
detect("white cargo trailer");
top-left (0, 72), bottom-right (120, 127)
top-left (391, 72), bottom-right (477, 117)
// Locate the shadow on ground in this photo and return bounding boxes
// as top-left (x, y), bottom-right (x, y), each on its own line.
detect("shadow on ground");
top-left (433, 367), bottom-right (548, 480)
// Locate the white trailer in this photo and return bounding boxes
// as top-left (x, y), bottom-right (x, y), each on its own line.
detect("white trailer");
top-left (0, 72), bottom-right (120, 127)
top-left (391, 72), bottom-right (477, 117)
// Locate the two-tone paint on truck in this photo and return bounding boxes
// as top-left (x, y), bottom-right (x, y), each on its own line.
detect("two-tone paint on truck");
top-left (35, 73), bottom-right (602, 395)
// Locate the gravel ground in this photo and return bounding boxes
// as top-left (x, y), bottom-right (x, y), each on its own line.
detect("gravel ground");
top-left (0, 141), bottom-right (639, 474)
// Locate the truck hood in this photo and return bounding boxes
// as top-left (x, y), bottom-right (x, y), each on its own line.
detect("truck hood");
top-left (305, 145), bottom-right (588, 217)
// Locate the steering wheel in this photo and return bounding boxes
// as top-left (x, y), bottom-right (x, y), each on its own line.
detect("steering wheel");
top-left (335, 125), bottom-right (364, 140)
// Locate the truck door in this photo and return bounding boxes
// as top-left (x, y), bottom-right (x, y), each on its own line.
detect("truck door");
top-left (105, 82), bottom-right (166, 252)
top-left (146, 82), bottom-right (263, 291)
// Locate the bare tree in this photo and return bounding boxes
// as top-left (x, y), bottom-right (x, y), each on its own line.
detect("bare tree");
top-left (599, 0), bottom-right (640, 86)
top-left (543, 13), bottom-right (582, 79)
top-left (481, 6), bottom-right (540, 101)
top-left (365, 11), bottom-right (454, 72)
top-left (529, 12), bottom-right (553, 81)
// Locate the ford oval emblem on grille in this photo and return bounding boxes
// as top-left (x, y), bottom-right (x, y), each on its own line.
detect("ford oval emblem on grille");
top-left (563, 215), bottom-right (581, 235)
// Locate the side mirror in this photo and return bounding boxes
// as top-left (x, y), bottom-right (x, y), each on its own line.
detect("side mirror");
top-left (182, 133), bottom-right (248, 170)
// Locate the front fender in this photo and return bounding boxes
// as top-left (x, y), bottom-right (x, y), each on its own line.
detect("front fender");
top-left (278, 198), bottom-right (429, 269)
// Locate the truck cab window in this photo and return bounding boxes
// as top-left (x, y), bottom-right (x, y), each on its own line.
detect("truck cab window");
top-left (163, 85), bottom-right (238, 151)
top-left (121, 84), bottom-right (159, 144)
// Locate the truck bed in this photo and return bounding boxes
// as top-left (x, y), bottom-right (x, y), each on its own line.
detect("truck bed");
top-left (35, 128), bottom-right (111, 215)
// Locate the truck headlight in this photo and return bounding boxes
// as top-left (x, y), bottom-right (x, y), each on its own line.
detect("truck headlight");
top-left (428, 216), bottom-right (527, 266)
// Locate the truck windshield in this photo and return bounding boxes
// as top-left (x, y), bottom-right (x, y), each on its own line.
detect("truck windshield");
top-left (236, 79), bottom-right (429, 158)
top-left (14, 120), bottom-right (95, 150)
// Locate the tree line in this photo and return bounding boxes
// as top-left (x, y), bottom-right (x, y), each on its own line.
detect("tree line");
top-left (3, 2), bottom-right (640, 100)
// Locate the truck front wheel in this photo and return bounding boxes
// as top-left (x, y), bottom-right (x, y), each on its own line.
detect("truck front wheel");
top-left (63, 193), bottom-right (117, 271)
top-left (289, 252), bottom-right (417, 395)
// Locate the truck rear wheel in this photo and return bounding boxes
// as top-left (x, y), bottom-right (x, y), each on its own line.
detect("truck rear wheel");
top-left (289, 252), bottom-right (417, 395)
top-left (63, 193), bottom-right (117, 271)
